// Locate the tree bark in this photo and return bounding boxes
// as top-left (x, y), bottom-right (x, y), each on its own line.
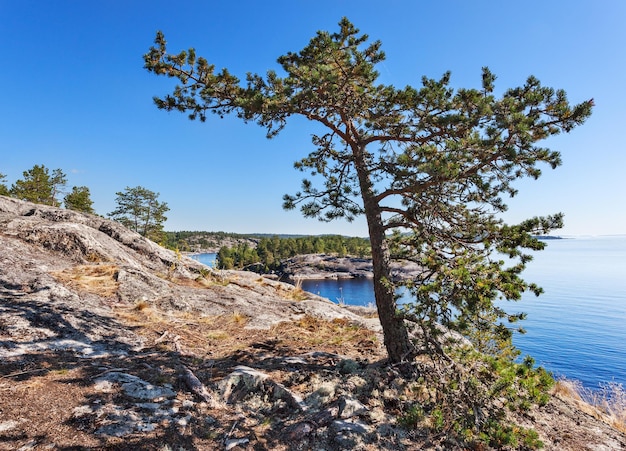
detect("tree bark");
top-left (353, 145), bottom-right (414, 363)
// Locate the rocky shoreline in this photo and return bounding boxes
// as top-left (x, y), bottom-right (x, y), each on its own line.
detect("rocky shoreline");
top-left (279, 253), bottom-right (422, 281)
top-left (1, 196), bottom-right (624, 450)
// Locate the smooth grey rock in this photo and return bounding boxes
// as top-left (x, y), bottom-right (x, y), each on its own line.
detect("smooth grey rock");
top-left (94, 372), bottom-right (175, 400)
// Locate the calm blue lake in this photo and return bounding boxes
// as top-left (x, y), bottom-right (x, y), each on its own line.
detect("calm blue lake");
top-left (191, 253), bottom-right (217, 267)
top-left (192, 237), bottom-right (626, 390)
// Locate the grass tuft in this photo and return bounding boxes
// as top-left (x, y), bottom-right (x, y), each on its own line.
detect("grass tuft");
top-left (134, 299), bottom-right (150, 311)
top-left (287, 277), bottom-right (308, 301)
top-left (231, 311), bottom-right (247, 325)
top-left (554, 378), bottom-right (626, 433)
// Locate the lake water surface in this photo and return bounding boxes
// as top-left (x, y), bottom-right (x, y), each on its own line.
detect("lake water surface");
top-left (192, 237), bottom-right (626, 390)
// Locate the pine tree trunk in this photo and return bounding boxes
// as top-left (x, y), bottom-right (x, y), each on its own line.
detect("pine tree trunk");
top-left (354, 146), bottom-right (414, 364)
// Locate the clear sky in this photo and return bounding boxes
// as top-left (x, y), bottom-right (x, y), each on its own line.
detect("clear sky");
top-left (1, 1), bottom-right (624, 236)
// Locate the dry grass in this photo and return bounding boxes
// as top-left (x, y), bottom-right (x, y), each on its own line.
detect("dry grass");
top-left (113, 300), bottom-right (381, 364)
top-left (231, 310), bottom-right (248, 325)
top-left (277, 316), bottom-right (379, 349)
top-left (155, 269), bottom-right (231, 289)
top-left (114, 306), bottom-right (256, 355)
top-left (51, 264), bottom-right (119, 297)
top-left (115, 306), bottom-right (163, 326)
top-left (205, 330), bottom-right (230, 340)
top-left (280, 277), bottom-right (308, 301)
top-left (133, 299), bottom-right (150, 311)
top-left (554, 379), bottom-right (626, 433)
top-left (84, 251), bottom-right (105, 263)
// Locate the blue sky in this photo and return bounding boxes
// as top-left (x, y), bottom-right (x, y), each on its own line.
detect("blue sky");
top-left (1, 1), bottom-right (624, 236)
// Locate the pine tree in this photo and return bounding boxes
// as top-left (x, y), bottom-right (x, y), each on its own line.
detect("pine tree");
top-left (0, 173), bottom-right (9, 196)
top-left (11, 164), bottom-right (54, 205)
top-left (144, 18), bottom-right (592, 364)
top-left (108, 186), bottom-right (169, 241)
top-left (64, 186), bottom-right (95, 214)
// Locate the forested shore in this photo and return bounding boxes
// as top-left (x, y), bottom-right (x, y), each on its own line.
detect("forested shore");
top-left (164, 231), bottom-right (371, 270)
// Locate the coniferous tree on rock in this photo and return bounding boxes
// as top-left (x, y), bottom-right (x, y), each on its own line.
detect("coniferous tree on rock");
top-left (0, 173), bottom-right (9, 196)
top-left (144, 18), bottom-right (592, 364)
top-left (108, 186), bottom-right (169, 242)
top-left (64, 185), bottom-right (95, 214)
top-left (11, 164), bottom-right (66, 206)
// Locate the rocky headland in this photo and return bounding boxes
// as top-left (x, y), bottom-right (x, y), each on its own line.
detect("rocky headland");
top-left (279, 254), bottom-right (422, 281)
top-left (1, 195), bottom-right (624, 450)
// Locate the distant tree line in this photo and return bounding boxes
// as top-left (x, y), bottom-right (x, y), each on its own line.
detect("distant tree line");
top-left (162, 230), bottom-right (254, 252)
top-left (217, 235), bottom-right (371, 271)
top-left (1, 164), bottom-right (168, 242)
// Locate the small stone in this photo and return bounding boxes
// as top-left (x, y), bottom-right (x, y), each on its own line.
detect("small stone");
top-left (331, 419), bottom-right (370, 434)
top-left (176, 415), bottom-right (192, 427)
top-left (72, 405), bottom-right (94, 417)
top-left (224, 438), bottom-right (249, 450)
top-left (339, 397), bottom-right (368, 419)
top-left (0, 420), bottom-right (19, 432)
